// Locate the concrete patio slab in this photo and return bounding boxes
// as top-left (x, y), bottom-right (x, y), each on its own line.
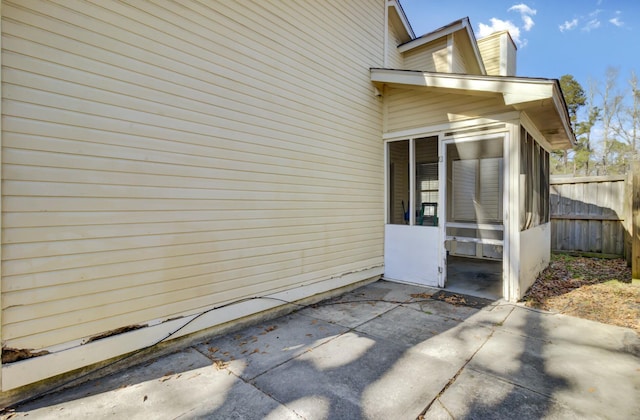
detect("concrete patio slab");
top-left (296, 294), bottom-right (397, 329)
top-left (5, 348), bottom-right (298, 420)
top-left (3, 280), bottom-right (639, 420)
top-left (193, 312), bottom-right (347, 380)
top-left (252, 330), bottom-right (461, 420)
top-left (500, 305), bottom-right (640, 354)
top-left (355, 305), bottom-right (465, 348)
top-left (469, 307), bottom-right (640, 419)
top-left (349, 280), bottom-right (440, 304)
top-left (429, 368), bottom-right (585, 419)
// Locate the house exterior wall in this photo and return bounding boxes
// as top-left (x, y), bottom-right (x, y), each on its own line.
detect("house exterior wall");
top-left (387, 13), bottom-right (406, 68)
top-left (451, 39), bottom-right (467, 74)
top-left (1, 0), bottom-right (386, 390)
top-left (402, 38), bottom-right (449, 72)
top-left (518, 223), bottom-right (551, 297)
top-left (478, 35), bottom-right (501, 76)
top-left (384, 87), bottom-right (511, 133)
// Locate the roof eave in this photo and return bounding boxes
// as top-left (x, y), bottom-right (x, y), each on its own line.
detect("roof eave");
top-left (388, 0), bottom-right (415, 40)
top-left (370, 69), bottom-right (575, 149)
top-left (397, 17), bottom-right (486, 75)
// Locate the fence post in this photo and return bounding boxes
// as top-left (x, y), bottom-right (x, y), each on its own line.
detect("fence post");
top-left (625, 170), bottom-right (633, 265)
top-left (632, 162), bottom-right (640, 279)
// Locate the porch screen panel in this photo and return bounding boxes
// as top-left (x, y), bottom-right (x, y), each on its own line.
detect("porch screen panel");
top-left (388, 141), bottom-right (409, 224)
top-left (479, 158), bottom-right (503, 221)
top-left (415, 136), bottom-right (439, 225)
top-left (520, 128), bottom-right (550, 230)
top-left (452, 159), bottom-right (477, 221)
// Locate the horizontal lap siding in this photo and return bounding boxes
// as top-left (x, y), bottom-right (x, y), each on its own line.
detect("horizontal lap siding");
top-left (477, 36), bottom-right (500, 76)
top-left (386, 18), bottom-right (405, 69)
top-left (2, 0), bottom-right (385, 349)
top-left (403, 39), bottom-right (448, 72)
top-left (385, 87), bottom-right (508, 132)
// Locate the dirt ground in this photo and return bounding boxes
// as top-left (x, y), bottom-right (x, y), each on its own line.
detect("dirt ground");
top-left (522, 254), bottom-right (640, 334)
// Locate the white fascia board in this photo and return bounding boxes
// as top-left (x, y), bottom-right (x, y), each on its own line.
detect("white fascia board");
top-left (398, 18), bottom-right (486, 75)
top-left (398, 19), bottom-right (466, 53)
top-left (388, 0), bottom-right (415, 39)
top-left (464, 24), bottom-right (487, 75)
top-left (371, 69), bottom-right (555, 105)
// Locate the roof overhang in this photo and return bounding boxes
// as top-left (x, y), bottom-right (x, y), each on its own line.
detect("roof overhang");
top-left (388, 0), bottom-right (414, 42)
top-left (371, 68), bottom-right (575, 149)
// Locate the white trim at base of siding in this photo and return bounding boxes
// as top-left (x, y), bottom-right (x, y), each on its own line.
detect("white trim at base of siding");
top-left (2, 266), bottom-right (383, 391)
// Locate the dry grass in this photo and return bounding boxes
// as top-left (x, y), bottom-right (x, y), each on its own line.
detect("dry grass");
top-left (523, 254), bottom-right (640, 333)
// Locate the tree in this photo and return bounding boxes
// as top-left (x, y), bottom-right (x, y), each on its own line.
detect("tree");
top-left (573, 80), bottom-right (600, 176)
top-left (552, 69), bottom-right (638, 176)
top-left (613, 70), bottom-right (640, 161)
top-left (598, 67), bottom-right (623, 175)
top-left (560, 74), bottom-right (586, 128)
top-left (556, 74), bottom-right (587, 174)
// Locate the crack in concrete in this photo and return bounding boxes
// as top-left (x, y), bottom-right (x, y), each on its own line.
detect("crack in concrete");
top-left (417, 320), bottom-right (499, 418)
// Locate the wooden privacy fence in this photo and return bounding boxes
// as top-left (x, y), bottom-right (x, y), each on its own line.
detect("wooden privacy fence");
top-left (550, 175), bottom-right (629, 258)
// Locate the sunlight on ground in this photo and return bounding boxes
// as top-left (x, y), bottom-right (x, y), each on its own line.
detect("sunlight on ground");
top-left (298, 333), bottom-right (375, 370)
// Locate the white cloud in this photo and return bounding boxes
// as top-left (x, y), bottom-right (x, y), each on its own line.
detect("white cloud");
top-left (609, 17), bottom-right (623, 27)
top-left (478, 18), bottom-right (523, 45)
top-left (583, 18), bottom-right (601, 31)
top-left (478, 3), bottom-right (536, 48)
top-left (508, 3), bottom-right (537, 31)
top-left (559, 19), bottom-right (578, 32)
top-left (610, 11), bottom-right (624, 27)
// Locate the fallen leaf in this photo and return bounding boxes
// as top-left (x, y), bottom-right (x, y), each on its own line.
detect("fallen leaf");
top-left (212, 359), bottom-right (229, 370)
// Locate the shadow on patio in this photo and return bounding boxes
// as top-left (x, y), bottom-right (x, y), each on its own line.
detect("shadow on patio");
top-left (5, 280), bottom-right (640, 419)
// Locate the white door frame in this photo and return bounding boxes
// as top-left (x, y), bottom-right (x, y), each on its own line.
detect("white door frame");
top-left (383, 137), bottom-right (442, 287)
top-left (439, 131), bottom-right (510, 298)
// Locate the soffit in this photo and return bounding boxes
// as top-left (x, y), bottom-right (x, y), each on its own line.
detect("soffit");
top-left (371, 68), bottom-right (575, 149)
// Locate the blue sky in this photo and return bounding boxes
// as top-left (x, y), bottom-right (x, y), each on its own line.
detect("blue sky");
top-left (399, 0), bottom-right (640, 88)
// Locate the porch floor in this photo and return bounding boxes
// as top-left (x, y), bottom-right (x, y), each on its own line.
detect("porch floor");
top-left (445, 255), bottom-right (502, 300)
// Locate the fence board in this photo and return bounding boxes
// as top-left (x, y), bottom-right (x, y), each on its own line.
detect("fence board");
top-left (550, 175), bottom-right (627, 256)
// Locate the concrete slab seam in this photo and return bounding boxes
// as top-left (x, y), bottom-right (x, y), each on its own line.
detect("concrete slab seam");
top-left (418, 326), bottom-right (498, 418)
top-left (463, 365), bottom-right (577, 407)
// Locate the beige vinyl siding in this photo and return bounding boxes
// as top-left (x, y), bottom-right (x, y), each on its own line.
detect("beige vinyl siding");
top-left (2, 0), bottom-right (385, 350)
top-left (478, 34), bottom-right (501, 76)
top-left (402, 38), bottom-right (449, 72)
top-left (451, 34), bottom-right (468, 74)
top-left (478, 31), bottom-right (516, 76)
top-left (387, 15), bottom-right (405, 68)
top-left (384, 87), bottom-right (510, 132)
